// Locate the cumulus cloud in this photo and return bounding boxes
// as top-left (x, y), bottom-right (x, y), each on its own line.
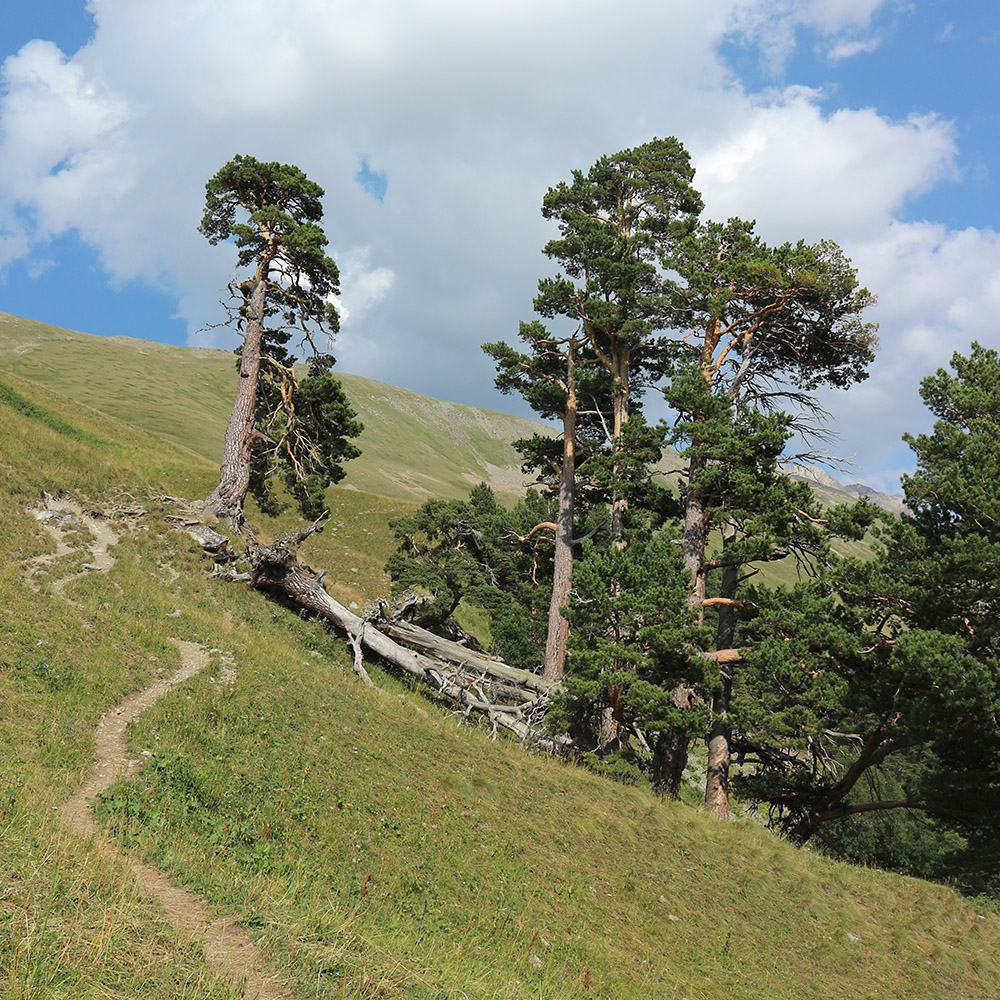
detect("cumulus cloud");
top-left (826, 35), bottom-right (882, 61)
top-left (814, 222), bottom-right (1000, 488)
top-left (691, 88), bottom-right (957, 243)
top-left (0, 40), bottom-right (128, 263)
top-left (0, 0), bottom-right (991, 487)
top-left (335, 248), bottom-right (395, 326)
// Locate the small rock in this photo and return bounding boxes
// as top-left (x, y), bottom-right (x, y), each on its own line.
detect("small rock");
top-left (847, 932), bottom-right (860, 942)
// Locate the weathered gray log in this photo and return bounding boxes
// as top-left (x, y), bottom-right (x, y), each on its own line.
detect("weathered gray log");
top-left (372, 617), bottom-right (558, 698)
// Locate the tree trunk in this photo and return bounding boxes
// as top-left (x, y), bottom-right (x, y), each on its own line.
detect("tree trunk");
top-left (597, 705), bottom-right (619, 752)
top-left (651, 685), bottom-right (695, 798)
top-left (205, 275), bottom-right (268, 521)
top-left (543, 365), bottom-right (577, 681)
top-left (600, 353), bottom-right (631, 746)
top-left (705, 559), bottom-right (737, 819)
top-left (247, 534), bottom-right (563, 745)
top-left (375, 617), bottom-right (556, 697)
top-left (609, 354), bottom-right (630, 541)
top-left (681, 461), bottom-right (709, 614)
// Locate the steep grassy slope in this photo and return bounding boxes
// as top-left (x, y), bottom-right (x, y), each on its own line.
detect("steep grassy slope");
top-left (0, 373), bottom-right (242, 997)
top-left (0, 313), bottom-right (547, 505)
top-left (3, 341), bottom-right (1000, 997)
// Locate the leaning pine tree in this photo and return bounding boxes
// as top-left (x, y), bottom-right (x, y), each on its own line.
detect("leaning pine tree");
top-left (200, 155), bottom-right (361, 526)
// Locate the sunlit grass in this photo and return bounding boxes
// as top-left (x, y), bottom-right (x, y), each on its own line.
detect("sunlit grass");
top-left (103, 591), bottom-right (1000, 998)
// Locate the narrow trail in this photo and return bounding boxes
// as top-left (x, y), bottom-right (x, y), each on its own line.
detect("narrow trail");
top-left (31, 496), bottom-right (299, 999)
top-left (60, 642), bottom-right (298, 1000)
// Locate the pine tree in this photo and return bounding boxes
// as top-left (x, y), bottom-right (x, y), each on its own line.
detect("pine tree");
top-left (484, 322), bottom-right (611, 679)
top-left (554, 525), bottom-right (707, 785)
top-left (733, 345), bottom-right (1000, 878)
top-left (536, 137), bottom-right (702, 538)
top-left (200, 155), bottom-right (361, 524)
top-left (661, 218), bottom-right (878, 815)
top-left (385, 484), bottom-right (558, 667)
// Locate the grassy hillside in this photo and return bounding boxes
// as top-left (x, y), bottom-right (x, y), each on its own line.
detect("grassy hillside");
top-left (3, 328), bottom-right (1000, 997)
top-left (0, 312), bottom-right (548, 505)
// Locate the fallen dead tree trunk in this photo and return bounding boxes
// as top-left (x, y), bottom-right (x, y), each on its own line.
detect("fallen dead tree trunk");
top-left (246, 525), bottom-right (565, 746)
top-left (371, 616), bottom-right (558, 699)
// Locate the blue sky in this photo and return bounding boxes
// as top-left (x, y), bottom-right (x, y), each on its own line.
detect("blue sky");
top-left (0, 0), bottom-right (997, 490)
top-left (2, 1), bottom-right (186, 341)
top-left (4, 1), bottom-right (93, 58)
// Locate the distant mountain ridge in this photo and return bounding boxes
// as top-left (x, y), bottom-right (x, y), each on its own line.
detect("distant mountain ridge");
top-left (842, 482), bottom-right (908, 516)
top-left (779, 462), bottom-right (907, 515)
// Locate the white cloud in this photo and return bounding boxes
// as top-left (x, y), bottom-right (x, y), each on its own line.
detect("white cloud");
top-left (726, 0), bottom-right (895, 73)
top-left (800, 0), bottom-right (888, 35)
top-left (0, 0), bottom-right (992, 487)
top-left (329, 246), bottom-right (396, 372)
top-left (335, 250), bottom-right (395, 327)
top-left (0, 41), bottom-right (126, 185)
top-left (814, 222), bottom-right (1000, 485)
top-left (0, 40), bottom-right (129, 264)
top-left (691, 89), bottom-right (957, 243)
top-left (826, 35), bottom-right (882, 61)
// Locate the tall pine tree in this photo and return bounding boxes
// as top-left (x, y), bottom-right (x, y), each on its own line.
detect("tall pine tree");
top-left (661, 218), bottom-right (878, 815)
